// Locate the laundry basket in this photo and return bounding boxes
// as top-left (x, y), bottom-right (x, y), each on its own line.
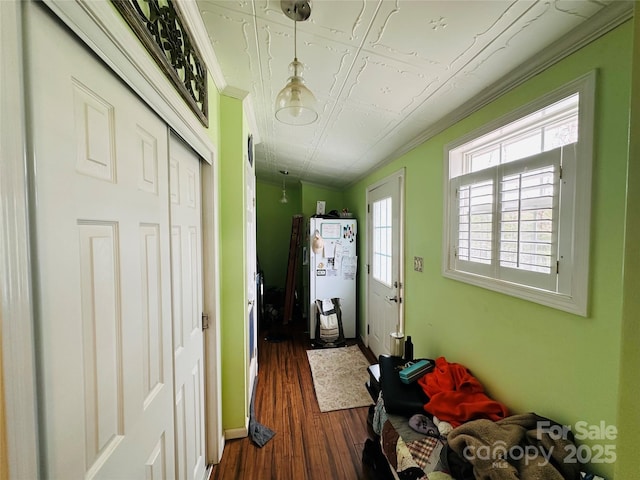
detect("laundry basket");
top-left (312, 298), bottom-right (346, 348)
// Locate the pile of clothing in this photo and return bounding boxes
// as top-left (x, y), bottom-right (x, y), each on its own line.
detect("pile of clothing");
top-left (366, 355), bottom-right (599, 480)
top-left (417, 356), bottom-right (510, 430)
top-left (446, 413), bottom-right (582, 480)
top-left (415, 357), bottom-right (583, 479)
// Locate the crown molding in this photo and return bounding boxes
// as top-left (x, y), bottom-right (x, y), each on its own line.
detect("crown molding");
top-left (357, 0), bottom-right (635, 186)
top-left (222, 85), bottom-right (249, 99)
top-left (175, 0), bottom-right (226, 93)
top-left (243, 96), bottom-right (262, 145)
top-left (300, 179), bottom-right (345, 191)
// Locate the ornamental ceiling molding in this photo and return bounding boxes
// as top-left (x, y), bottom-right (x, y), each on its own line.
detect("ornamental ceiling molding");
top-left (357, 0), bottom-right (634, 187)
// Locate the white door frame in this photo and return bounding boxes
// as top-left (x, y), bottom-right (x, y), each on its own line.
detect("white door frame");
top-left (364, 168), bottom-right (406, 348)
top-left (0, 2), bottom-right (40, 478)
top-left (245, 155), bottom-right (258, 407)
top-left (201, 160), bottom-right (225, 464)
top-left (0, 0), bottom-right (224, 475)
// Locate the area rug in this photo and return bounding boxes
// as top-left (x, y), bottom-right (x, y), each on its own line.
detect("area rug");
top-left (306, 345), bottom-right (374, 412)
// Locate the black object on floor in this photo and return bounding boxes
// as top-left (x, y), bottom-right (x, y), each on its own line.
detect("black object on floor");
top-left (366, 364), bottom-right (381, 401)
top-left (312, 297), bottom-right (346, 348)
top-left (265, 332), bottom-right (288, 343)
top-left (249, 377), bottom-right (275, 447)
top-left (362, 438), bottom-right (394, 480)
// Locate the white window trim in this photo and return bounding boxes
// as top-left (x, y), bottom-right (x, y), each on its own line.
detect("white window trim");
top-left (442, 71), bottom-right (595, 316)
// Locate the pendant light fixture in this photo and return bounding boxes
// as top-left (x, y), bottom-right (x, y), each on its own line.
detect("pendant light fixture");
top-left (279, 170), bottom-right (289, 204)
top-left (275, 0), bottom-right (318, 126)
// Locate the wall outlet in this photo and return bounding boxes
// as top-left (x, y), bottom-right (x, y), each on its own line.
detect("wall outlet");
top-left (414, 256), bottom-right (423, 272)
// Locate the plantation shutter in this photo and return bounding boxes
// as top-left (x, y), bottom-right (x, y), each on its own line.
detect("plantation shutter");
top-left (452, 169), bottom-right (495, 277)
top-left (498, 148), bottom-right (561, 290)
top-left (452, 147), bottom-right (562, 290)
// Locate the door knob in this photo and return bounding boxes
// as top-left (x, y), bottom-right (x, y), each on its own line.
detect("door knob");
top-left (386, 295), bottom-right (398, 303)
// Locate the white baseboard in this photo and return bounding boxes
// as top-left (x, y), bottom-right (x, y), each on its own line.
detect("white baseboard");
top-left (224, 426), bottom-right (248, 440)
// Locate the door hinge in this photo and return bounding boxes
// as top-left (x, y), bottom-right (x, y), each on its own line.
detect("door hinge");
top-left (559, 165), bottom-right (563, 180)
top-left (202, 313), bottom-right (209, 330)
top-left (367, 264), bottom-right (370, 274)
top-left (367, 204), bottom-right (370, 213)
top-left (367, 324), bottom-right (370, 334)
top-left (556, 260), bottom-right (560, 274)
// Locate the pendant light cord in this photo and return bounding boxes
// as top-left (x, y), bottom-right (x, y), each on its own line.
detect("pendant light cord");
top-left (294, 17), bottom-right (298, 61)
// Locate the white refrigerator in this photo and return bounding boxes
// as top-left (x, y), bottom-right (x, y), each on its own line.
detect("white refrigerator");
top-left (308, 217), bottom-right (357, 339)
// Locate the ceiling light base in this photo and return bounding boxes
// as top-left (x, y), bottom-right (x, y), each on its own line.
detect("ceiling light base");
top-left (281, 0), bottom-right (312, 21)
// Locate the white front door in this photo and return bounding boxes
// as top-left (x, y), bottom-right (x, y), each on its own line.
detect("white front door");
top-left (26, 3), bottom-right (176, 478)
top-left (169, 135), bottom-right (207, 480)
top-left (367, 170), bottom-right (405, 357)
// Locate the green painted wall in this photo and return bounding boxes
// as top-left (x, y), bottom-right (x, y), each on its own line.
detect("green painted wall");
top-left (219, 95), bottom-right (248, 431)
top-left (346, 22), bottom-right (633, 479)
top-left (614, 5), bottom-right (640, 478)
top-left (300, 182), bottom-right (347, 218)
top-left (256, 180), bottom-right (302, 290)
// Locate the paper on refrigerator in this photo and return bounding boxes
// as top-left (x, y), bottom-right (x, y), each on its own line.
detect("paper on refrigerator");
top-left (342, 256), bottom-right (357, 280)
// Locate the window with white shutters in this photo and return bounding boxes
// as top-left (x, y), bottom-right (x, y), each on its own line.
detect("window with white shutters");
top-left (443, 73), bottom-right (595, 316)
top-left (452, 148), bottom-right (564, 290)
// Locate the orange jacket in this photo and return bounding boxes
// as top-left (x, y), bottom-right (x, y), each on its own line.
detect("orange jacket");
top-left (417, 356), bottom-right (509, 427)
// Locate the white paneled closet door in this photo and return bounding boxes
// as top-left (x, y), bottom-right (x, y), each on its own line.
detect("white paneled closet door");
top-left (26, 3), bottom-right (176, 478)
top-left (169, 135), bottom-right (207, 480)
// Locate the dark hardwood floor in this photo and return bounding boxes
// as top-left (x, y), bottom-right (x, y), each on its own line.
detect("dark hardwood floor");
top-left (211, 319), bottom-right (377, 480)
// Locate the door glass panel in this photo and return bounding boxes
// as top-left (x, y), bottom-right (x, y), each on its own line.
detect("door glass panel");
top-left (372, 197), bottom-right (392, 286)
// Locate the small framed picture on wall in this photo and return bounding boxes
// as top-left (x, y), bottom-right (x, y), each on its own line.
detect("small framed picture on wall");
top-left (247, 134), bottom-right (253, 166)
top-left (316, 201), bottom-right (326, 215)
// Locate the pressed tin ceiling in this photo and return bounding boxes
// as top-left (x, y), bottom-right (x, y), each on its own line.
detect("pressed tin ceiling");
top-left (196, 0), bottom-right (628, 188)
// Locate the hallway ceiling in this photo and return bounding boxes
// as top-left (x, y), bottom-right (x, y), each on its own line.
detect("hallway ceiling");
top-left (196, 0), bottom-right (621, 188)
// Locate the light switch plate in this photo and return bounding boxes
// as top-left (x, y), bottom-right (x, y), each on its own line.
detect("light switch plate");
top-left (414, 256), bottom-right (423, 272)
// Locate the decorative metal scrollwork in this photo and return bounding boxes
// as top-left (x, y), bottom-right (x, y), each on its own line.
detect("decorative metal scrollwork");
top-left (112, 0), bottom-right (208, 126)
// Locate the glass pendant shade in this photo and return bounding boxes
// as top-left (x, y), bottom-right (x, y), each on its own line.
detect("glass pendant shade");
top-left (275, 59), bottom-right (318, 126)
top-left (279, 169), bottom-right (289, 203)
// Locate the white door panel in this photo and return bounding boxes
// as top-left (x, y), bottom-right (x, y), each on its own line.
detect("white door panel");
top-left (170, 135), bottom-right (207, 480)
top-left (26, 3), bottom-right (175, 478)
top-left (369, 291), bottom-right (388, 353)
